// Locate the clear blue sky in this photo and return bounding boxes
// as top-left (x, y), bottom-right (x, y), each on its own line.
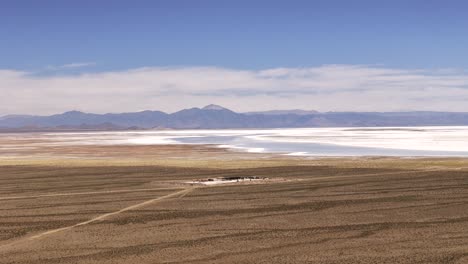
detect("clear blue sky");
top-left (2, 0), bottom-right (468, 71)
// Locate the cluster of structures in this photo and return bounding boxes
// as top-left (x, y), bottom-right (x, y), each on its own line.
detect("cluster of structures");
top-left (188, 176), bottom-right (268, 185)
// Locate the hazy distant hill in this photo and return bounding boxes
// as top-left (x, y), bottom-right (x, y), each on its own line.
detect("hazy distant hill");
top-left (2, 105), bottom-right (468, 131)
top-left (245, 109), bottom-right (319, 115)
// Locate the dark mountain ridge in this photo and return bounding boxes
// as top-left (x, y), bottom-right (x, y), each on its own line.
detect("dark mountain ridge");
top-left (2, 105), bottom-right (468, 130)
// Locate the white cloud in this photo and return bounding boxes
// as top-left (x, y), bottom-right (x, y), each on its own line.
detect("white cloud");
top-left (1, 65), bottom-right (468, 115)
top-left (44, 62), bottom-right (96, 71)
top-left (60, 62), bottom-right (96, 68)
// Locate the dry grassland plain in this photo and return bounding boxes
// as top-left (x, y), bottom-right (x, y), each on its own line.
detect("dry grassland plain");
top-left (0, 135), bottom-right (467, 263)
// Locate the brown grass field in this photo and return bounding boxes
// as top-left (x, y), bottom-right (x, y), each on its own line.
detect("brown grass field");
top-left (0, 137), bottom-right (468, 263)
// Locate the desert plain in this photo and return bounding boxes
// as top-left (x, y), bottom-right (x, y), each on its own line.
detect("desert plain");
top-left (0, 134), bottom-right (467, 263)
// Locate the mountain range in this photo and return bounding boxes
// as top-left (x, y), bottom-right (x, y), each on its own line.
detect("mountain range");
top-left (2, 104), bottom-right (468, 131)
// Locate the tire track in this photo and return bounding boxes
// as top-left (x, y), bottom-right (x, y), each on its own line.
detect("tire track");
top-left (0, 187), bottom-right (179, 201)
top-left (304, 168), bottom-right (449, 182)
top-left (0, 187), bottom-right (196, 252)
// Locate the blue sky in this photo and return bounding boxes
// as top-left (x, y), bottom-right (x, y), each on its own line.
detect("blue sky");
top-left (2, 0), bottom-right (468, 71)
top-left (1, 1), bottom-right (468, 114)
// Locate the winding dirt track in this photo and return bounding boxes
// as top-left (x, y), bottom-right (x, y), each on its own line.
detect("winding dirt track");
top-left (0, 187), bottom-right (196, 251)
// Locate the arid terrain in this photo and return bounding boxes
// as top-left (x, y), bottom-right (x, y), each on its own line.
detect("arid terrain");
top-left (0, 135), bottom-right (468, 263)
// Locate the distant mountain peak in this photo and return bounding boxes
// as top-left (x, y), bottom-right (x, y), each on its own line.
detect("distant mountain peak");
top-left (202, 104), bottom-right (229, 111)
top-left (62, 110), bottom-right (85, 115)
